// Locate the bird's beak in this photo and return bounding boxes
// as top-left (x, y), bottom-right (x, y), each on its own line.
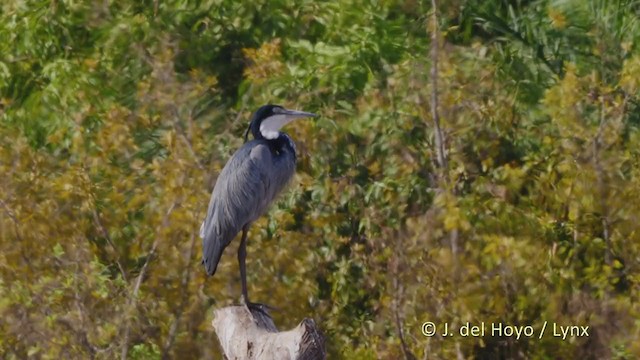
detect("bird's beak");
top-left (279, 108), bottom-right (319, 119)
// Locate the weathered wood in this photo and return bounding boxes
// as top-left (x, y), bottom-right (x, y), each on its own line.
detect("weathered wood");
top-left (212, 306), bottom-right (325, 360)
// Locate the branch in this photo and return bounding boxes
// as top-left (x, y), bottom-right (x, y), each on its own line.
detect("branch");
top-left (171, 106), bottom-right (205, 171)
top-left (121, 202), bottom-right (177, 360)
top-left (0, 199), bottom-right (23, 243)
top-left (161, 229), bottom-right (198, 359)
top-left (391, 233), bottom-right (416, 360)
top-left (0, 198), bottom-right (31, 265)
top-left (91, 207), bottom-right (128, 282)
top-left (212, 306), bottom-right (325, 360)
top-left (430, 0), bottom-right (448, 173)
top-left (594, 96), bottom-right (611, 266)
top-left (472, 9), bottom-right (561, 76)
top-left (393, 275), bottom-right (416, 360)
top-left (56, 317), bottom-right (98, 359)
top-left (83, 167), bottom-right (128, 282)
top-left (430, 0), bottom-right (459, 260)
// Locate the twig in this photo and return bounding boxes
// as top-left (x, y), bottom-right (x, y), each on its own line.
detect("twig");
top-left (472, 9), bottom-right (561, 76)
top-left (0, 198), bottom-right (31, 265)
top-left (121, 202), bottom-right (177, 360)
top-left (429, 0), bottom-right (448, 173)
top-left (593, 96), bottom-right (611, 265)
top-left (161, 229), bottom-right (198, 359)
top-left (393, 277), bottom-right (416, 360)
top-left (74, 242), bottom-right (97, 359)
top-left (391, 231), bottom-right (416, 360)
top-left (81, 165), bottom-right (129, 282)
top-left (429, 0), bottom-right (459, 260)
top-left (56, 318), bottom-right (98, 359)
top-left (178, 133), bottom-right (205, 170)
top-left (91, 208), bottom-right (128, 282)
top-left (0, 199), bottom-right (23, 242)
top-left (233, 83), bottom-right (253, 126)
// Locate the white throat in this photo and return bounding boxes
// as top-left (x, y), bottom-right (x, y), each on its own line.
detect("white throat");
top-left (260, 114), bottom-right (292, 139)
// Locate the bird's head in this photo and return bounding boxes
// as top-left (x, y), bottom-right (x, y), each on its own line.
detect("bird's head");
top-left (244, 104), bottom-right (318, 142)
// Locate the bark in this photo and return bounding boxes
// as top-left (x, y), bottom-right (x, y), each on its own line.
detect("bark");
top-left (212, 306), bottom-right (325, 360)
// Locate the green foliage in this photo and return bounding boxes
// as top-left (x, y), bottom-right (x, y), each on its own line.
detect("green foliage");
top-left (1, 0), bottom-right (640, 358)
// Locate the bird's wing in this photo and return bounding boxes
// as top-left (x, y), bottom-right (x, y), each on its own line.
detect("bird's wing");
top-left (200, 142), bottom-right (272, 276)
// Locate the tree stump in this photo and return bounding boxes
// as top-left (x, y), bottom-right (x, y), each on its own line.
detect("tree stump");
top-left (212, 306), bottom-right (326, 360)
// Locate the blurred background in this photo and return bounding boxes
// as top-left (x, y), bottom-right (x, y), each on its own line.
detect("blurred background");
top-left (1, 0), bottom-right (640, 358)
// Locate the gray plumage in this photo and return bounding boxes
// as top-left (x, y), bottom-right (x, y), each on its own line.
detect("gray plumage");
top-left (199, 105), bottom-right (317, 305)
top-left (200, 136), bottom-right (296, 275)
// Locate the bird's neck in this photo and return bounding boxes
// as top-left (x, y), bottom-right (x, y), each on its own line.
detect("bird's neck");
top-left (266, 133), bottom-right (296, 158)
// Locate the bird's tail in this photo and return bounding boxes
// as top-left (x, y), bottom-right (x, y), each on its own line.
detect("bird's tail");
top-left (202, 234), bottom-right (224, 276)
top-left (201, 220), bottom-right (237, 276)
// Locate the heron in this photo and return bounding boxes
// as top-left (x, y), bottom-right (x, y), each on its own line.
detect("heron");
top-left (200, 104), bottom-right (318, 307)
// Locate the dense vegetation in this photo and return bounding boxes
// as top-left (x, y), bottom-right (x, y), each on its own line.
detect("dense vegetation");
top-left (2, 0), bottom-right (640, 358)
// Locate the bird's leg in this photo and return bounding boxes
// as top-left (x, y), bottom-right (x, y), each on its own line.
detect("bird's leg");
top-left (238, 225), bottom-right (249, 304)
top-left (237, 224), bottom-right (278, 314)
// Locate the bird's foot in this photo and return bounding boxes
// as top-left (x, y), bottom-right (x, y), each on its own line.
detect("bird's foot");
top-left (242, 298), bottom-right (279, 314)
top-left (242, 299), bottom-right (279, 330)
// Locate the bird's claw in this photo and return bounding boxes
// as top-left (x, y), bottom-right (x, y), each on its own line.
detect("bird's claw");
top-left (243, 299), bottom-right (279, 313)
